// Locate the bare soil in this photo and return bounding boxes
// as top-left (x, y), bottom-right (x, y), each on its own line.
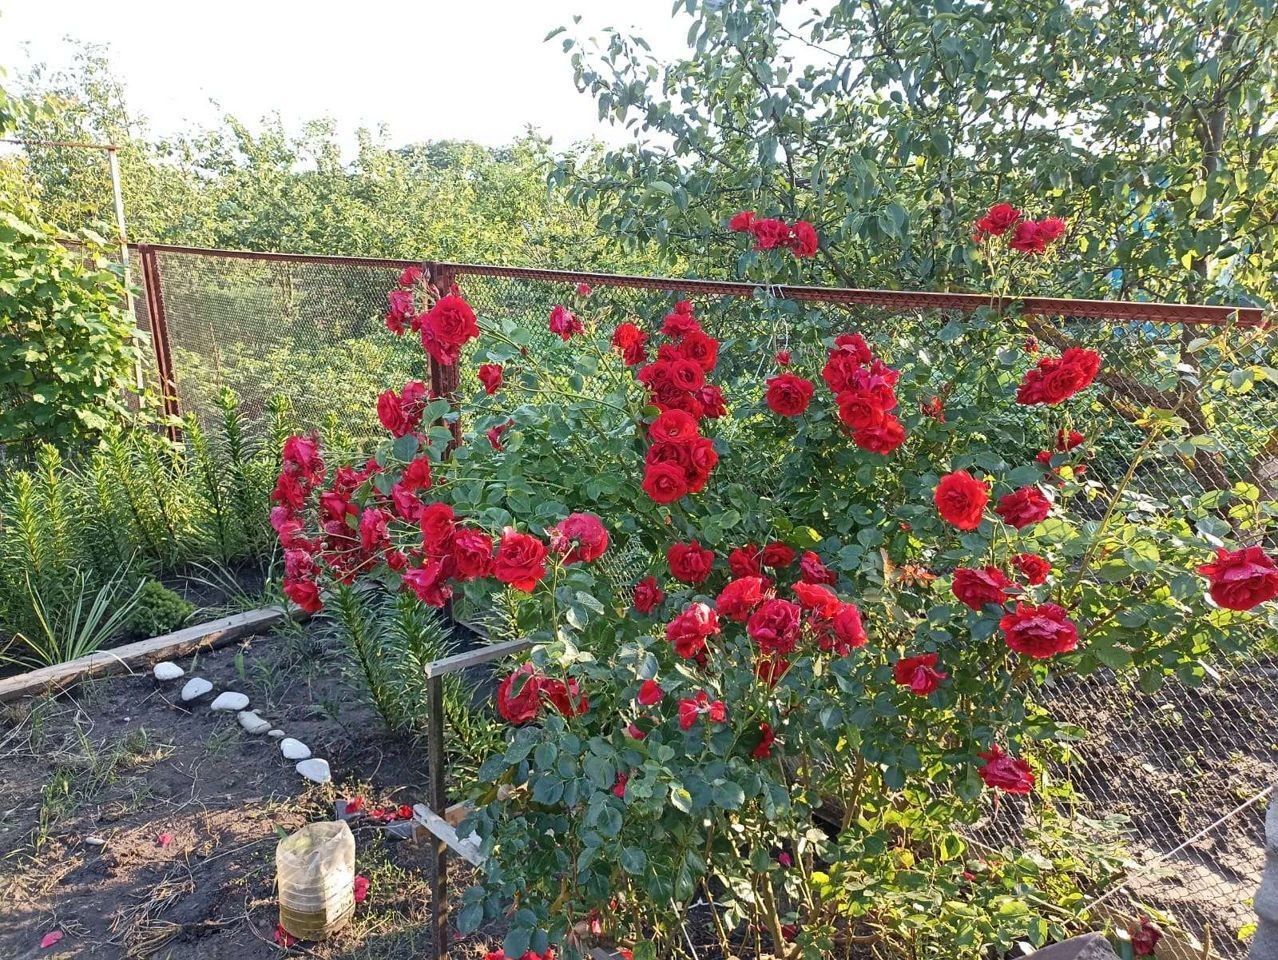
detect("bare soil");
top-left (0, 621), bottom-right (490, 960)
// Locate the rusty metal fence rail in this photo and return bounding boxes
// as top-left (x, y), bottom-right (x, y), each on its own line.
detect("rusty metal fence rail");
top-left (127, 242), bottom-right (1275, 957)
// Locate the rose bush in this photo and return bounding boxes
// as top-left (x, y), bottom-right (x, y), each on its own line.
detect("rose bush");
top-left (274, 209), bottom-right (1277, 959)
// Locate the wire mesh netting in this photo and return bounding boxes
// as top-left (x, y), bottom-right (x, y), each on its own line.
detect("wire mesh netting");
top-left (135, 246), bottom-right (1278, 957)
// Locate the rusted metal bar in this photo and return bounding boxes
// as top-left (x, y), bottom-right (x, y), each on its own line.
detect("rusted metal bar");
top-left (127, 243), bottom-right (1267, 328)
top-left (137, 244), bottom-right (182, 435)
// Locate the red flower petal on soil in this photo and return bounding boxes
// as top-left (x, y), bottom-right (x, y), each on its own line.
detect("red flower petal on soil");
top-left (345, 795), bottom-right (366, 814)
top-left (353, 874), bottom-right (370, 904)
top-left (157, 832), bottom-right (173, 848)
top-left (40, 930), bottom-right (64, 949)
top-left (273, 924), bottom-right (298, 948)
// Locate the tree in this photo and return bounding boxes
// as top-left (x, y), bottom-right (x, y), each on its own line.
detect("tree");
top-left (553, 0), bottom-right (1278, 304)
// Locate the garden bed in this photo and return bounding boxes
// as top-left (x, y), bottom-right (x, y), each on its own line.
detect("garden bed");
top-left (0, 619), bottom-right (496, 960)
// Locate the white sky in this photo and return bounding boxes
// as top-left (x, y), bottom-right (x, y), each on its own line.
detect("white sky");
top-left (0, 0), bottom-right (690, 148)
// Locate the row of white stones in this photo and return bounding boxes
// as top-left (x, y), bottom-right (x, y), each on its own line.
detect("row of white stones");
top-left (154, 660), bottom-right (332, 784)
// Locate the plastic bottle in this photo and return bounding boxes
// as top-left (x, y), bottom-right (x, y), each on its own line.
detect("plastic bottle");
top-left (276, 820), bottom-right (356, 940)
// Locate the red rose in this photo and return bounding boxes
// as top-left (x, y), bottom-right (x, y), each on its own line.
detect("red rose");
top-left (854, 415), bottom-right (906, 455)
top-left (729, 544), bottom-right (763, 578)
top-left (1056, 429), bottom-right (1085, 451)
top-left (678, 690), bottom-right (727, 729)
top-left (548, 304), bottom-right (583, 341)
top-left (995, 486), bottom-right (1051, 529)
top-left (633, 575), bottom-right (665, 614)
top-left (799, 550), bottom-right (837, 585)
top-left (822, 602), bottom-right (866, 654)
top-left (402, 557), bottom-right (452, 607)
top-left (643, 462), bottom-right (689, 504)
top-left (951, 566), bottom-right (1014, 610)
top-left (697, 384), bottom-right (727, 418)
top-left (281, 434), bottom-right (325, 482)
top-left (1012, 553), bottom-right (1051, 586)
top-left (747, 598), bottom-right (802, 656)
top-left (451, 528), bottom-right (494, 581)
top-left (752, 722), bottom-right (776, 759)
top-left (716, 576), bottom-right (768, 622)
top-left (1009, 219), bottom-right (1050, 254)
top-left (754, 655), bottom-right (790, 687)
top-left (893, 653), bottom-right (948, 695)
top-left (549, 512), bottom-right (609, 564)
top-left (666, 602), bottom-right (720, 659)
top-left (649, 409), bottom-right (700, 444)
top-left (675, 330), bottom-right (719, 372)
top-left (419, 505), bottom-right (456, 558)
top-left (611, 322), bottom-right (649, 366)
top-left (358, 507), bottom-right (391, 553)
top-left (1197, 546), bottom-right (1278, 611)
top-left (496, 663), bottom-right (542, 725)
top-left (477, 363), bottom-right (504, 395)
top-left (668, 540), bottom-right (715, 584)
top-left (999, 602), bottom-right (1079, 658)
top-left (972, 202), bottom-right (1022, 240)
top-left (835, 389), bottom-right (886, 431)
top-left (775, 349), bottom-right (791, 366)
top-left (420, 294), bottom-right (479, 365)
top-left (487, 419), bottom-right (513, 451)
top-left (542, 677), bottom-right (588, 717)
top-left (978, 744), bottom-right (1035, 793)
top-left (1016, 348), bottom-right (1102, 405)
top-left (637, 679), bottom-right (664, 706)
top-left (1131, 917), bottom-right (1162, 957)
top-left (576, 282), bottom-right (592, 297)
top-left (493, 529), bottom-right (548, 592)
top-left (661, 309), bottom-right (701, 339)
top-left (376, 380), bottom-right (428, 437)
top-left (934, 470), bottom-right (990, 530)
top-left (398, 265), bottom-right (422, 287)
top-left (765, 373), bottom-right (815, 416)
top-left (284, 578), bottom-right (323, 613)
top-left (749, 217), bottom-right (791, 251)
top-left (728, 210), bottom-right (756, 232)
top-left (760, 542), bottom-right (796, 568)
top-left (788, 220), bottom-right (818, 258)
top-left (386, 288), bottom-right (415, 334)
top-left (792, 582), bottom-right (839, 619)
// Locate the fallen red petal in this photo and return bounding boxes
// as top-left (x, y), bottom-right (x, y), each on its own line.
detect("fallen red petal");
top-left (40, 930), bottom-right (64, 949)
top-left (157, 833), bottom-right (173, 848)
top-left (353, 874), bottom-right (370, 904)
top-left (273, 923), bottom-right (298, 948)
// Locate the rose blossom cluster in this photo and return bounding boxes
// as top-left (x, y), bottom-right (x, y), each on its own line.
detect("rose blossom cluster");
top-left (972, 202), bottom-right (1067, 255)
top-left (271, 418), bottom-right (610, 615)
top-left (1016, 347), bottom-right (1102, 405)
top-left (821, 331), bottom-right (907, 455)
top-left (630, 300), bottom-right (726, 504)
top-left (653, 541), bottom-right (867, 689)
top-left (728, 210), bottom-right (819, 259)
top-left (383, 266), bottom-right (481, 365)
top-left (495, 662), bottom-right (588, 726)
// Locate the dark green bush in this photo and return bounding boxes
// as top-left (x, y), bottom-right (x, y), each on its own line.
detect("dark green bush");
top-left (125, 579), bottom-right (195, 638)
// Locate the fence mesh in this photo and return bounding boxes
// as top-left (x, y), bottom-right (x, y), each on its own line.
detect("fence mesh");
top-left (134, 245), bottom-right (1277, 957)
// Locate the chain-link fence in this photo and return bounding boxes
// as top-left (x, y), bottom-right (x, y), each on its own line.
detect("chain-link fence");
top-left (131, 243), bottom-right (1276, 957)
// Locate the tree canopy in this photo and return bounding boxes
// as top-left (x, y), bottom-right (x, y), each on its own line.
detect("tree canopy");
top-left (553, 0), bottom-right (1278, 303)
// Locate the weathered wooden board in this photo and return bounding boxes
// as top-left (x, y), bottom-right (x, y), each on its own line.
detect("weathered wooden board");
top-left (0, 606), bottom-right (293, 703)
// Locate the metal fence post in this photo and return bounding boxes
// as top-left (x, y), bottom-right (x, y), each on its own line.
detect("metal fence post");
top-left (137, 244), bottom-right (182, 437)
top-left (426, 673), bottom-right (450, 960)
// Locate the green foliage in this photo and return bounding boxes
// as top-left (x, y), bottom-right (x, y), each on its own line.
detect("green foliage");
top-left (124, 579), bottom-right (195, 638)
top-left (0, 391), bottom-right (295, 661)
top-left (0, 191), bottom-right (144, 449)
top-left (3, 563), bottom-right (144, 668)
top-left (274, 269), bottom-right (1276, 956)
top-left (554, 0), bottom-right (1278, 304)
top-left (325, 586), bottom-right (504, 779)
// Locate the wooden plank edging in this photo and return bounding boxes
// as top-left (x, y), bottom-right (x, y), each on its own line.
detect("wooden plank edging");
top-left (0, 605), bottom-right (295, 703)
